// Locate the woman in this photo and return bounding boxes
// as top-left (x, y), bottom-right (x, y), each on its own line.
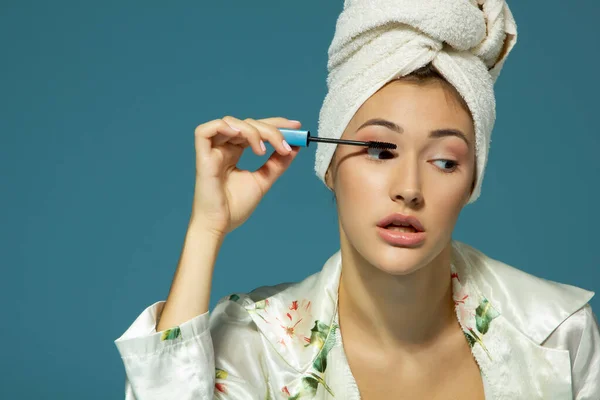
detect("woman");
top-left (114, 1), bottom-right (599, 399)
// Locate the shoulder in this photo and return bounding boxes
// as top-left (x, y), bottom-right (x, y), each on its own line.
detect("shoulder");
top-left (544, 303), bottom-right (600, 392)
top-left (453, 240), bottom-right (596, 343)
top-left (207, 280), bottom-right (311, 359)
top-left (208, 280), bottom-right (299, 326)
top-left (544, 303), bottom-right (599, 348)
top-left (210, 262), bottom-right (327, 321)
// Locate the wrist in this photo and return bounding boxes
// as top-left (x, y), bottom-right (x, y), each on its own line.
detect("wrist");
top-left (187, 218), bottom-right (227, 243)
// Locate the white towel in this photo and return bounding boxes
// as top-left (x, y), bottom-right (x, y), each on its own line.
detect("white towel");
top-left (314, 0), bottom-right (517, 204)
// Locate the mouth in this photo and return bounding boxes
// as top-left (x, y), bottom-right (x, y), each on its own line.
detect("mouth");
top-left (377, 213), bottom-right (425, 232)
top-left (383, 224), bottom-right (419, 233)
top-left (376, 213), bottom-right (426, 247)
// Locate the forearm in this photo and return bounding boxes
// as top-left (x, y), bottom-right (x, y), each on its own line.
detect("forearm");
top-left (156, 220), bottom-right (225, 332)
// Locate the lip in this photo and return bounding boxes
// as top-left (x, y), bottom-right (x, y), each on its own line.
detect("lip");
top-left (377, 226), bottom-right (427, 247)
top-left (377, 213), bottom-right (425, 232)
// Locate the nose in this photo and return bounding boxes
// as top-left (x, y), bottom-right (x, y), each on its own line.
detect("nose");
top-left (390, 157), bottom-right (424, 207)
top-left (395, 188), bottom-right (423, 207)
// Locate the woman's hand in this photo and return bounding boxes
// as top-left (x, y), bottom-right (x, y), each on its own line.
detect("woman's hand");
top-left (191, 116), bottom-right (301, 237)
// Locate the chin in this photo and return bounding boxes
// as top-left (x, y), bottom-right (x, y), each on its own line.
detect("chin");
top-left (361, 235), bottom-right (449, 276)
top-left (341, 226), bottom-right (451, 276)
top-left (370, 245), bottom-right (431, 276)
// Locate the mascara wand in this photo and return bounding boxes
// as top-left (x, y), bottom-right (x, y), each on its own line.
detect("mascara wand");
top-left (279, 129), bottom-right (396, 150)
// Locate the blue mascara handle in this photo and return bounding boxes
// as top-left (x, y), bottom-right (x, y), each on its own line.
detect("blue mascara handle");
top-left (278, 128), bottom-right (311, 147)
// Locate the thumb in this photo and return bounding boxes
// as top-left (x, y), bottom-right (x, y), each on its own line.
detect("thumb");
top-left (252, 147), bottom-right (300, 191)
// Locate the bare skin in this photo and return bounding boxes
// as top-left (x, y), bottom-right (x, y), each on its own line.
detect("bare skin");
top-left (339, 280), bottom-right (484, 399)
top-left (325, 78), bottom-right (482, 398)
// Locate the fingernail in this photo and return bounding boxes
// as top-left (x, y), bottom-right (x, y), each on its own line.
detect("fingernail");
top-left (260, 140), bottom-right (266, 152)
top-left (227, 123), bottom-right (240, 132)
top-left (282, 140), bottom-right (292, 152)
top-left (289, 120), bottom-right (301, 124)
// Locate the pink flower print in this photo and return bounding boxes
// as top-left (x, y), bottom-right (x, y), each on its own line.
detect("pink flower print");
top-left (453, 285), bottom-right (469, 305)
top-left (451, 272), bottom-right (466, 302)
top-left (215, 383), bottom-right (227, 394)
top-left (452, 274), bottom-right (469, 306)
top-left (452, 272), bottom-right (474, 330)
top-left (267, 299), bottom-right (312, 350)
top-left (281, 386), bottom-right (291, 396)
top-left (457, 303), bottom-right (475, 330)
top-left (451, 272), bottom-right (460, 282)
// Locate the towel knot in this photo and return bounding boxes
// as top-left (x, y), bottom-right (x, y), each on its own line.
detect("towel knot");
top-left (331, 0), bottom-right (515, 82)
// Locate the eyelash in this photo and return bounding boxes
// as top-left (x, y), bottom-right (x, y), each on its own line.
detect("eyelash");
top-left (364, 149), bottom-right (460, 173)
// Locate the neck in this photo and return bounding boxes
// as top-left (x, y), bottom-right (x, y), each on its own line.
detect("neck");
top-left (337, 241), bottom-right (457, 353)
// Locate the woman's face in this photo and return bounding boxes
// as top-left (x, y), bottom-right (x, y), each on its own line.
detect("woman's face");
top-left (325, 79), bottom-right (476, 275)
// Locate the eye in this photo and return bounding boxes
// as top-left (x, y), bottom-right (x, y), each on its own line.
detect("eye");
top-left (366, 147), bottom-right (396, 161)
top-left (432, 159), bottom-right (459, 173)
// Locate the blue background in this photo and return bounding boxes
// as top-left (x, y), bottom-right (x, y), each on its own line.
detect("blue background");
top-left (1, 1), bottom-right (598, 398)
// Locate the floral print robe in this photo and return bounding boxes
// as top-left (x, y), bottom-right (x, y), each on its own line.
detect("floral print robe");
top-left (115, 240), bottom-right (600, 399)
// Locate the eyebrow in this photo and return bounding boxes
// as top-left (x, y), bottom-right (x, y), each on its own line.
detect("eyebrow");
top-left (356, 118), bottom-right (470, 146)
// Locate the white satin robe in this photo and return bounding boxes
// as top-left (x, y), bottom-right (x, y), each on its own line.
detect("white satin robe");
top-left (114, 240), bottom-right (600, 399)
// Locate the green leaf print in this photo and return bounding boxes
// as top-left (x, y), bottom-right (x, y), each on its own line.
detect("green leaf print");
top-left (313, 351), bottom-right (328, 374)
top-left (304, 320), bottom-right (330, 349)
top-left (464, 331), bottom-right (476, 347)
top-left (475, 298), bottom-right (500, 335)
top-left (302, 376), bottom-right (319, 393)
top-left (288, 374), bottom-right (335, 400)
top-left (466, 328), bottom-right (493, 361)
top-left (308, 372), bottom-right (334, 396)
top-left (320, 323), bottom-right (338, 355)
top-left (215, 368), bottom-right (228, 379)
top-left (285, 321), bottom-right (338, 399)
top-left (160, 327), bottom-right (181, 341)
top-left (254, 299), bottom-right (268, 310)
top-left (312, 322), bottom-right (338, 373)
top-left (287, 376), bottom-right (317, 400)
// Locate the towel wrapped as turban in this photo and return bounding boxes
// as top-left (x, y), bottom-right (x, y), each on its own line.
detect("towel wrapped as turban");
top-left (314, 0), bottom-right (517, 203)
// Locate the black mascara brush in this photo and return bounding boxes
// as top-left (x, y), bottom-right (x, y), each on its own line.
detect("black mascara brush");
top-left (278, 128), bottom-right (396, 150)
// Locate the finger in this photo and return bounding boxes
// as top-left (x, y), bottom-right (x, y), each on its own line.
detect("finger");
top-left (244, 118), bottom-right (292, 156)
top-left (257, 117), bottom-right (302, 129)
top-left (222, 116), bottom-right (266, 156)
top-left (251, 146), bottom-right (301, 191)
top-left (195, 118), bottom-right (241, 140)
top-left (195, 119), bottom-right (241, 157)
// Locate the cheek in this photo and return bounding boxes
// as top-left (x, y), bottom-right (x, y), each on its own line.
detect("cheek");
top-left (334, 159), bottom-right (386, 211)
top-left (425, 184), bottom-right (466, 229)
top-left (337, 158), bottom-right (387, 193)
top-left (427, 177), bottom-right (469, 203)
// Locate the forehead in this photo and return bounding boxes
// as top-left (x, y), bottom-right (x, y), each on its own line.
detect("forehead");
top-left (349, 80), bottom-right (474, 137)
